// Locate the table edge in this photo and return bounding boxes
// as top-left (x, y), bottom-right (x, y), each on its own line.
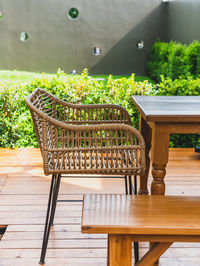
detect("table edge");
top-left (131, 96), bottom-right (200, 122)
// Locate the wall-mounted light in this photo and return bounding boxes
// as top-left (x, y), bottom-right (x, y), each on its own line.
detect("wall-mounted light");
top-left (93, 47), bottom-right (101, 56)
top-left (136, 40), bottom-right (144, 49)
top-left (162, 0), bottom-right (170, 2)
top-left (71, 70), bottom-right (76, 75)
top-left (20, 32), bottom-right (28, 41)
top-left (69, 8), bottom-right (79, 19)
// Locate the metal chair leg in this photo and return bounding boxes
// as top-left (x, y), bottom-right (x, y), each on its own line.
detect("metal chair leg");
top-left (124, 176), bottom-right (128, 195)
top-left (128, 176), bottom-right (133, 195)
top-left (128, 175), bottom-right (138, 195)
top-left (50, 174), bottom-right (61, 226)
top-left (134, 242), bottom-right (139, 263)
top-left (134, 175), bottom-right (137, 195)
top-left (39, 174), bottom-right (57, 264)
top-left (40, 174), bottom-right (139, 264)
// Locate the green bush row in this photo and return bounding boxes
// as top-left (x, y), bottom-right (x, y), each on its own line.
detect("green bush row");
top-left (1, 69), bottom-right (200, 148)
top-left (0, 69), bottom-right (153, 148)
top-left (147, 39), bottom-right (200, 81)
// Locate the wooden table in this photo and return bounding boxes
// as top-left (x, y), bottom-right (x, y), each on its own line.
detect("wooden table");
top-left (131, 96), bottom-right (200, 195)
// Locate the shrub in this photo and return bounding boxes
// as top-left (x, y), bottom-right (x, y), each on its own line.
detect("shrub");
top-left (0, 69), bottom-right (153, 148)
top-left (156, 75), bottom-right (200, 96)
top-left (186, 41), bottom-right (200, 77)
top-left (147, 39), bottom-right (200, 82)
top-left (166, 42), bottom-right (189, 80)
top-left (1, 69), bottom-right (200, 148)
top-left (147, 40), bottom-right (170, 81)
top-left (0, 81), bottom-right (37, 148)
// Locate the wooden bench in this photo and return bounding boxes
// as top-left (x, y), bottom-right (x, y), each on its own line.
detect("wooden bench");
top-left (81, 194), bottom-right (200, 266)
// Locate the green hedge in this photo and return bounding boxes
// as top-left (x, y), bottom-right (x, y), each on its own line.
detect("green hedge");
top-left (147, 39), bottom-right (200, 82)
top-left (1, 69), bottom-right (200, 148)
top-left (0, 69), bottom-right (153, 148)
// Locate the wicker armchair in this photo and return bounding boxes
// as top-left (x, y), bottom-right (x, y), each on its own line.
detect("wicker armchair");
top-left (25, 88), bottom-right (146, 264)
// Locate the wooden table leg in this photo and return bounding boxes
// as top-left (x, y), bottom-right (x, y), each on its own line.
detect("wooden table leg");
top-left (150, 124), bottom-right (170, 264)
top-left (151, 123), bottom-right (170, 195)
top-left (107, 234), bottom-right (132, 266)
top-left (107, 236), bottom-right (109, 266)
top-left (139, 116), bottom-right (152, 195)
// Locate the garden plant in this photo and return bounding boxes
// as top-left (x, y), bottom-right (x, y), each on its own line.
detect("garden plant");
top-left (1, 39), bottom-right (200, 149)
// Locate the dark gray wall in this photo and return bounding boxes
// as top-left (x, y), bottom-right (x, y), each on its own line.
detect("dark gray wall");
top-left (0, 0), bottom-right (167, 75)
top-left (168, 0), bottom-right (200, 44)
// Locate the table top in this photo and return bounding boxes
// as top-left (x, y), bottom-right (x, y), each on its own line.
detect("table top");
top-left (82, 194), bottom-right (200, 235)
top-left (131, 96), bottom-right (200, 122)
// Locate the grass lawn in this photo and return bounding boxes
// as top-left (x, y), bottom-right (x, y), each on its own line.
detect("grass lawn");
top-left (0, 70), bottom-right (154, 83)
top-left (0, 70), bottom-right (55, 82)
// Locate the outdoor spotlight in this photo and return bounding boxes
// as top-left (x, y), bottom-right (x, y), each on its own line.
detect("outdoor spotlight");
top-left (136, 40), bottom-right (144, 49)
top-left (69, 8), bottom-right (79, 19)
top-left (94, 47), bottom-right (101, 56)
top-left (71, 70), bottom-right (76, 75)
top-left (0, 12), bottom-right (2, 19)
top-left (20, 32), bottom-right (28, 41)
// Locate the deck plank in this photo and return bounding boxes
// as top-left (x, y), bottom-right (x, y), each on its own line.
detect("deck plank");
top-left (0, 148), bottom-right (200, 265)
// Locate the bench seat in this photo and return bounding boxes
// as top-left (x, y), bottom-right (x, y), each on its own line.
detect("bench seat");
top-left (81, 194), bottom-right (200, 266)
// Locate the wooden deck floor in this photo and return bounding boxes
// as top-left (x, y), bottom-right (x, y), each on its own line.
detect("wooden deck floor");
top-left (0, 148), bottom-right (200, 265)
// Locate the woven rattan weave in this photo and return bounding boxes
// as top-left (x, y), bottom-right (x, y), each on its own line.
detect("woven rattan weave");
top-left (25, 88), bottom-right (146, 264)
top-left (26, 88), bottom-right (146, 176)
